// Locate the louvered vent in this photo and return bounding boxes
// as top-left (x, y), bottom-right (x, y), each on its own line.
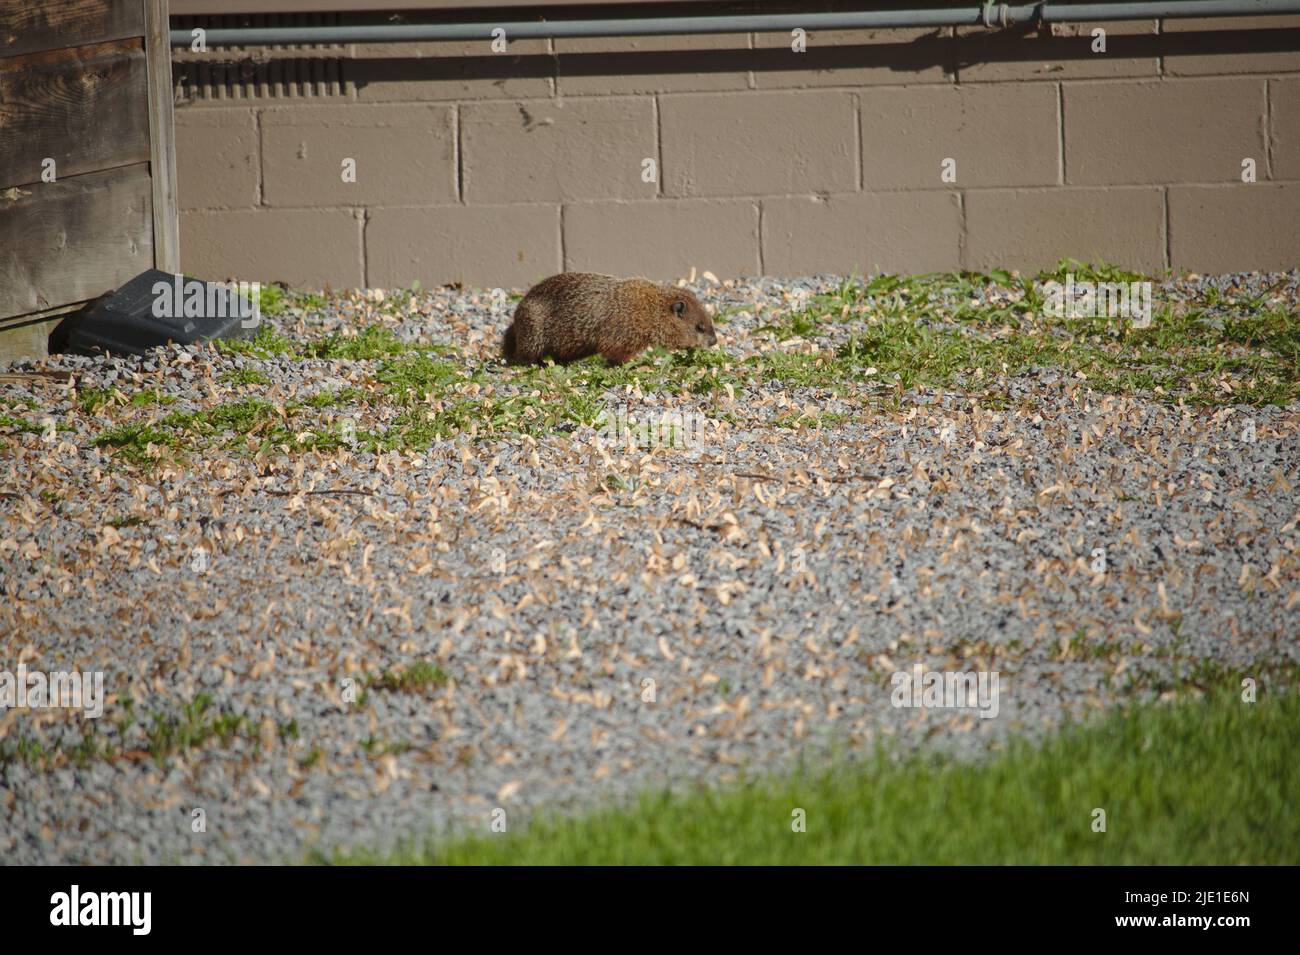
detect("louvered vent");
top-left (172, 13), bottom-right (351, 101)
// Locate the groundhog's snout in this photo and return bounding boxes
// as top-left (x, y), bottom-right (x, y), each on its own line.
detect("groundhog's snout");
top-left (691, 302), bottom-right (718, 347)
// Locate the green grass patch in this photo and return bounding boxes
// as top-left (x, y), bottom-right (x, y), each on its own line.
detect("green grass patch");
top-left (743, 265), bottom-right (1297, 407)
top-left (1035, 258), bottom-right (1151, 286)
top-left (106, 514), bottom-right (146, 529)
top-left (225, 315), bottom-right (407, 361)
top-left (126, 387), bottom-right (176, 408)
top-left (257, 283), bottom-right (288, 317)
top-left (304, 325), bottom-right (410, 360)
top-left (76, 387), bottom-right (117, 413)
top-left (296, 291), bottom-right (329, 311)
top-left (163, 397), bottom-right (279, 437)
top-left (337, 687), bottom-right (1299, 865)
top-left (374, 351), bottom-right (463, 396)
top-left (92, 388), bottom-right (369, 463)
top-left (360, 736), bottom-right (413, 757)
top-left (757, 309), bottom-right (822, 341)
top-left (256, 284), bottom-right (330, 317)
top-left (221, 367), bottom-right (271, 387)
top-left (0, 413), bottom-right (42, 434)
top-left (366, 661), bottom-right (450, 694)
top-left (145, 693), bottom-right (251, 766)
top-left (0, 692), bottom-right (299, 769)
top-left (216, 322), bottom-right (302, 359)
top-left (358, 350), bottom-right (615, 450)
top-left (84, 266), bottom-right (1299, 466)
top-left (297, 387), bottom-right (365, 409)
top-left (90, 421), bottom-right (183, 464)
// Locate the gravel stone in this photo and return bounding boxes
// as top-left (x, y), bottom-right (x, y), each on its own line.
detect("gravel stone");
top-left (0, 271), bottom-right (1296, 864)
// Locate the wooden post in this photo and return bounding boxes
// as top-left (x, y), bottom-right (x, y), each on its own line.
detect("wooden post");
top-left (144, 0), bottom-right (180, 274)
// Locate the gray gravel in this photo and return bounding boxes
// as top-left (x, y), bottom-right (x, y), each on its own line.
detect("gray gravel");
top-left (0, 271), bottom-right (1297, 864)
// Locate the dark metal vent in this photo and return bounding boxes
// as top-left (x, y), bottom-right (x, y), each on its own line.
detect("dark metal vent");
top-left (172, 13), bottom-right (351, 101)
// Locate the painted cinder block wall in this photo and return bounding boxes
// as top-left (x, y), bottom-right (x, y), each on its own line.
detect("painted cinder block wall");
top-left (172, 12), bottom-right (1300, 290)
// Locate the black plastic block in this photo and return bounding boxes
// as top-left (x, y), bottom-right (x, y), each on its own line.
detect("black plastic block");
top-left (53, 269), bottom-right (260, 357)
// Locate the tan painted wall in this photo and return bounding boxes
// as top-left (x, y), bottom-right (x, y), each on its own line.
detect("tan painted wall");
top-left (172, 14), bottom-right (1300, 289)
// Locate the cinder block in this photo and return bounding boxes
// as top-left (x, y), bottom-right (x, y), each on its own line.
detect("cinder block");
top-left (660, 91), bottom-right (857, 197)
top-left (563, 199), bottom-right (760, 280)
top-left (367, 203), bottom-right (561, 289)
top-left (351, 39), bottom-right (553, 102)
top-left (963, 187), bottom-right (1166, 274)
top-left (1163, 16), bottom-right (1300, 75)
top-left (1169, 184), bottom-right (1300, 273)
top-left (1064, 78), bottom-right (1265, 185)
top-left (555, 33), bottom-right (751, 96)
top-left (956, 20), bottom-right (1159, 82)
top-left (174, 107), bottom-right (260, 210)
top-left (753, 27), bottom-right (953, 88)
top-left (180, 209), bottom-right (364, 288)
top-left (1271, 78), bottom-right (1300, 181)
top-left (261, 103), bottom-right (455, 207)
top-left (462, 98), bottom-right (655, 203)
top-left (860, 84), bottom-right (1058, 189)
top-left (762, 192), bottom-right (962, 276)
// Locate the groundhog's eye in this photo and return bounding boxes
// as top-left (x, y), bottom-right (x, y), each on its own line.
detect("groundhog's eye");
top-left (672, 300), bottom-right (686, 317)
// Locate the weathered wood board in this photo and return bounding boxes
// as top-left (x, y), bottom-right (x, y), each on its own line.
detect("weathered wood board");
top-left (0, 1), bottom-right (177, 361)
top-left (0, 37), bottom-right (151, 188)
top-left (0, 0), bottom-right (144, 60)
top-left (0, 164), bottom-right (155, 320)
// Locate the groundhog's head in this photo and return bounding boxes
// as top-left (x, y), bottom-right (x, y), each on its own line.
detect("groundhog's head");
top-left (660, 288), bottom-right (717, 351)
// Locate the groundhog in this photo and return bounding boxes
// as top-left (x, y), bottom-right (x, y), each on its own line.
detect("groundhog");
top-left (501, 272), bottom-right (717, 365)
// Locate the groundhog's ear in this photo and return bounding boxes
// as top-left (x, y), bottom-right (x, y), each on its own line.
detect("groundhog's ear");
top-left (672, 300), bottom-right (686, 317)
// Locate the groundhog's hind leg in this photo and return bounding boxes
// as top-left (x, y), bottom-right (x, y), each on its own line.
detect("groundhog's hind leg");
top-left (504, 301), bottom-right (546, 364)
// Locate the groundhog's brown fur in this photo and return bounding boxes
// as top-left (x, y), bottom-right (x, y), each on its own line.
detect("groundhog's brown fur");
top-left (502, 273), bottom-right (717, 365)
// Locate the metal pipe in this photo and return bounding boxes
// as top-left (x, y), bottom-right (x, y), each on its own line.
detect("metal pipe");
top-left (169, 0), bottom-right (1300, 46)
